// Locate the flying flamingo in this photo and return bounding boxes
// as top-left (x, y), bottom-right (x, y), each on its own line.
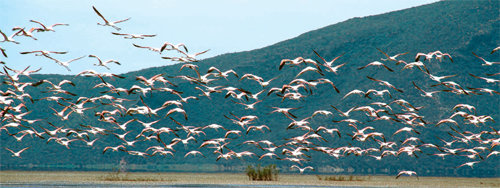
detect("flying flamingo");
top-left (472, 52), bottom-right (500, 66)
top-left (29, 20), bottom-right (69, 32)
top-left (112, 32), bottom-right (156, 39)
top-left (377, 48), bottom-right (408, 62)
top-left (88, 55), bottom-right (121, 70)
top-left (290, 165), bottom-right (314, 174)
top-left (358, 61), bottom-right (394, 72)
top-left (395, 170), bottom-right (418, 179)
top-left (457, 161), bottom-right (481, 169)
top-left (184, 150), bottom-right (205, 158)
top-left (0, 29), bottom-right (23, 44)
top-left (43, 55), bottom-right (86, 71)
top-left (4, 147), bottom-right (30, 158)
top-left (312, 50), bottom-right (346, 74)
top-left (491, 46), bottom-right (500, 54)
top-left (92, 6), bottom-right (131, 31)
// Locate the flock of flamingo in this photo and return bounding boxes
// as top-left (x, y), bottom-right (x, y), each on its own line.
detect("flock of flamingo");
top-left (1, 6), bottom-right (499, 179)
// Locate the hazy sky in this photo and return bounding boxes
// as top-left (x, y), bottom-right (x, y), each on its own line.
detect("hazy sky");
top-left (1, 0), bottom-right (439, 75)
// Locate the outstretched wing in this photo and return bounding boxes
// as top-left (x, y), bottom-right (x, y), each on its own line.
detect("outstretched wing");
top-left (92, 6), bottom-right (109, 23)
top-left (113, 17), bottom-right (131, 24)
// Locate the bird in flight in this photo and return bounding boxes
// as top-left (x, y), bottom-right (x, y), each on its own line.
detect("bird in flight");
top-left (4, 147), bottom-right (30, 158)
top-left (92, 6), bottom-right (131, 31)
top-left (377, 48), bottom-right (408, 62)
top-left (0, 29), bottom-right (23, 44)
top-left (43, 55), bottom-right (86, 71)
top-left (312, 50), bottom-right (346, 74)
top-left (111, 32), bottom-right (156, 39)
top-left (471, 52), bottom-right (500, 66)
top-left (395, 170), bottom-right (418, 179)
top-left (358, 61), bottom-right (394, 72)
top-left (29, 20), bottom-right (69, 32)
top-left (290, 165), bottom-right (314, 174)
top-left (88, 55), bottom-right (121, 70)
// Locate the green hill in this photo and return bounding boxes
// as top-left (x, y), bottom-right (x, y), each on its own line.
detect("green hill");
top-left (1, 0), bottom-right (499, 177)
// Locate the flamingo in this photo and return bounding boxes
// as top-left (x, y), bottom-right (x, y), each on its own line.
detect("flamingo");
top-left (246, 125), bottom-right (271, 134)
top-left (279, 57), bottom-right (305, 70)
top-left (102, 145), bottom-right (126, 154)
top-left (311, 110), bottom-right (333, 118)
top-left (364, 89), bottom-right (392, 99)
top-left (20, 50), bottom-right (68, 56)
top-left (315, 126), bottom-right (341, 138)
top-left (259, 153), bottom-right (280, 160)
top-left (128, 151), bottom-right (150, 157)
top-left (491, 46), bottom-right (500, 54)
top-left (427, 73), bottom-right (457, 83)
top-left (5, 65), bottom-right (42, 79)
top-left (202, 124), bottom-right (228, 131)
top-left (342, 89), bottom-right (365, 99)
top-left (111, 32), bottom-right (156, 39)
top-left (151, 150), bottom-right (174, 157)
top-left (165, 108), bottom-right (188, 120)
top-left (415, 52), bottom-right (434, 62)
top-left (290, 165), bottom-right (314, 174)
top-left (312, 50), bottom-right (346, 74)
top-left (12, 27), bottom-right (39, 40)
top-left (43, 55), bottom-right (85, 71)
top-left (412, 81), bottom-right (441, 98)
top-left (160, 42), bottom-right (188, 53)
top-left (76, 69), bottom-right (125, 79)
top-left (170, 136), bottom-right (196, 146)
top-left (367, 76), bottom-right (403, 92)
top-left (395, 170), bottom-right (418, 179)
top-left (402, 61), bottom-right (429, 73)
top-left (185, 150), bottom-right (205, 158)
top-left (137, 119), bottom-right (161, 129)
top-left (487, 151), bottom-right (500, 158)
top-left (178, 49), bottom-right (210, 62)
top-left (452, 104), bottom-right (476, 114)
top-left (432, 51), bottom-right (453, 62)
top-left (56, 138), bottom-right (79, 149)
top-left (469, 73), bottom-right (499, 84)
top-left (132, 43), bottom-right (162, 54)
top-left (377, 48), bottom-right (408, 62)
top-left (29, 20), bottom-right (68, 32)
top-left (88, 55), bottom-right (121, 70)
top-left (4, 147), bottom-right (30, 158)
top-left (296, 66), bottom-right (324, 77)
top-left (270, 107), bottom-right (298, 118)
top-left (232, 100), bottom-right (262, 110)
top-left (281, 157), bottom-right (307, 165)
top-left (240, 73), bottom-right (264, 83)
top-left (257, 77), bottom-right (279, 88)
top-left (466, 87), bottom-right (500, 95)
top-left (92, 6), bottom-right (131, 31)
top-left (207, 67), bottom-right (239, 79)
top-left (0, 29), bottom-right (23, 44)
top-left (393, 127), bottom-right (420, 136)
top-left (457, 161), bottom-right (481, 169)
top-left (330, 105), bottom-right (358, 117)
top-left (358, 61), bottom-right (393, 72)
top-left (287, 117), bottom-right (312, 130)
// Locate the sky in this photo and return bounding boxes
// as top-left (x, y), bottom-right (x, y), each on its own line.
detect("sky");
top-left (0, 0), bottom-right (439, 75)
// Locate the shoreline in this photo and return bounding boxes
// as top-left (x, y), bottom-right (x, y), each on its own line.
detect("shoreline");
top-left (1, 170), bottom-right (499, 187)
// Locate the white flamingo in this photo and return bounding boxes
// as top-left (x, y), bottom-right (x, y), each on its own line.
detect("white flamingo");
top-left (92, 6), bottom-right (131, 31)
top-left (290, 165), bottom-right (314, 174)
